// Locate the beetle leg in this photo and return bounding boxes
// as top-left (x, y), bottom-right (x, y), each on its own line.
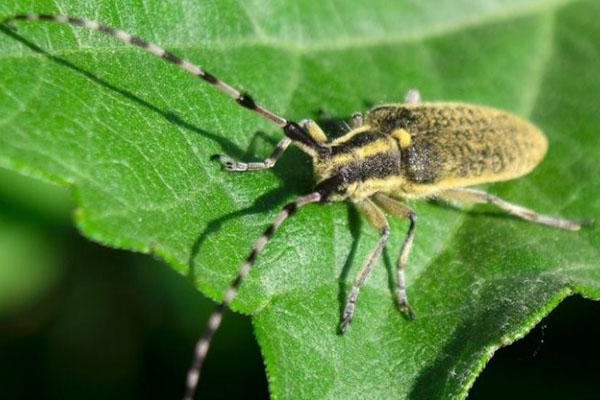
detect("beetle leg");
top-left (374, 193), bottom-right (416, 319)
top-left (212, 137), bottom-right (292, 171)
top-left (212, 118), bottom-right (330, 172)
top-left (350, 112), bottom-right (364, 128)
top-left (404, 88), bottom-right (421, 103)
top-left (437, 188), bottom-right (590, 231)
top-left (340, 199), bottom-right (390, 333)
top-left (299, 119), bottom-right (329, 143)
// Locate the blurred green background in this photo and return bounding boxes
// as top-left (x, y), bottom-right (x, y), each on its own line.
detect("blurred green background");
top-left (0, 167), bottom-right (268, 399)
top-left (0, 166), bottom-right (598, 399)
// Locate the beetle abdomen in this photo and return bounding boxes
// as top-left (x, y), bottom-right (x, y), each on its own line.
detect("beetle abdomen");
top-left (366, 102), bottom-right (548, 194)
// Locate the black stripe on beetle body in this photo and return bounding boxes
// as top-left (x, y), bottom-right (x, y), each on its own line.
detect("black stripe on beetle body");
top-left (330, 131), bottom-right (382, 155)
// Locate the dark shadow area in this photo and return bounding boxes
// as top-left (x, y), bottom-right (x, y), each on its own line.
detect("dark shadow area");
top-left (407, 278), bottom-right (541, 400)
top-left (186, 131), bottom-right (314, 281)
top-left (0, 227), bottom-right (269, 400)
top-left (314, 110), bottom-right (353, 139)
top-left (381, 247), bottom-right (404, 315)
top-left (362, 99), bottom-right (376, 110)
top-left (382, 248), bottom-right (396, 304)
top-left (409, 293), bottom-right (600, 400)
top-left (469, 295), bottom-right (600, 400)
top-left (0, 188), bottom-right (66, 228)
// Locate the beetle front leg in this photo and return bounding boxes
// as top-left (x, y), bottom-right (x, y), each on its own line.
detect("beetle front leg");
top-left (212, 137), bottom-right (292, 171)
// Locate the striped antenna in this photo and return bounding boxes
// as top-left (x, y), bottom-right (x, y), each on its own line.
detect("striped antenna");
top-left (2, 13), bottom-right (289, 127)
top-left (182, 191), bottom-right (322, 400)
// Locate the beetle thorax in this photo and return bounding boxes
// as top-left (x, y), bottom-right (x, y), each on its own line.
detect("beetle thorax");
top-left (312, 127), bottom-right (405, 201)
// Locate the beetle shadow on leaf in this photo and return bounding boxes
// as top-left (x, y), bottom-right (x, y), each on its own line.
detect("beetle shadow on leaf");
top-left (187, 185), bottom-right (291, 281)
top-left (314, 111), bottom-right (353, 140)
top-left (0, 25), bottom-right (245, 159)
top-left (382, 248), bottom-right (397, 305)
top-left (186, 145), bottom-right (313, 282)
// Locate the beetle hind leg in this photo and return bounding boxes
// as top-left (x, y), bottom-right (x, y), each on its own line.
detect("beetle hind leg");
top-left (437, 187), bottom-right (591, 230)
top-left (374, 193), bottom-right (417, 319)
top-left (340, 199), bottom-right (390, 333)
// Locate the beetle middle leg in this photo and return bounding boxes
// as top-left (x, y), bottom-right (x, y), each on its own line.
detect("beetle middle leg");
top-left (437, 187), bottom-right (589, 231)
top-left (374, 193), bottom-right (417, 319)
top-left (340, 199), bottom-right (390, 333)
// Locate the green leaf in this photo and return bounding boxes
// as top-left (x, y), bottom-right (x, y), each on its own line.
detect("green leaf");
top-left (1, 0), bottom-right (598, 398)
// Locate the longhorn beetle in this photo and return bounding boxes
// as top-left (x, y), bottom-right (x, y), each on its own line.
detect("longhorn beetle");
top-left (2, 13), bottom-right (590, 400)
